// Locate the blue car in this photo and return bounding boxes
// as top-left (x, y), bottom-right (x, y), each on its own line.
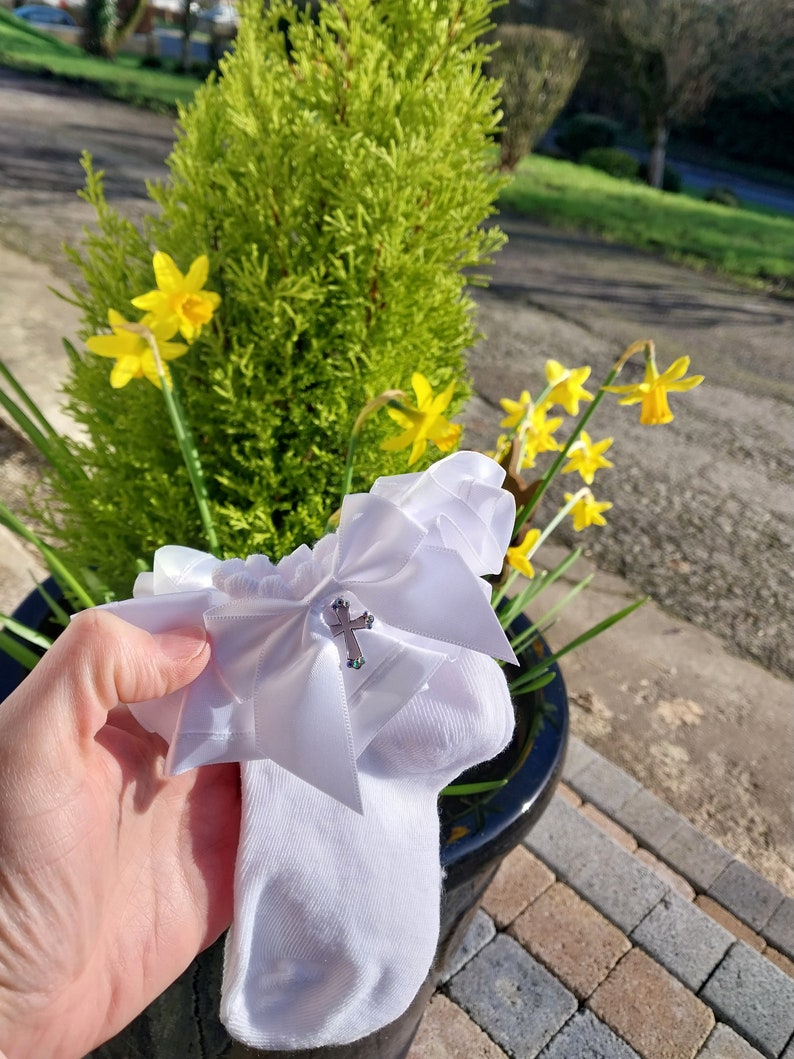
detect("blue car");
top-left (13, 5), bottom-right (77, 25)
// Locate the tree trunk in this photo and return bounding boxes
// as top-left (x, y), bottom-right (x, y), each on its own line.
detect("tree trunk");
top-left (648, 120), bottom-right (669, 189)
top-left (179, 0), bottom-right (194, 70)
top-left (82, 0), bottom-right (117, 58)
top-left (113, 0), bottom-right (150, 54)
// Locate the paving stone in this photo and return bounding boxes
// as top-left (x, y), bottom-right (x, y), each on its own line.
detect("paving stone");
top-left (635, 848), bottom-right (696, 900)
top-left (695, 896), bottom-right (766, 952)
top-left (658, 820), bottom-right (733, 891)
top-left (481, 846), bottom-right (555, 930)
top-left (566, 755), bottom-right (642, 817)
top-left (439, 909), bottom-right (496, 983)
top-left (406, 994), bottom-right (508, 1059)
top-left (524, 794), bottom-right (613, 882)
top-left (510, 882), bottom-right (630, 1000)
top-left (709, 860), bottom-right (785, 933)
top-left (700, 941), bottom-right (794, 1057)
top-left (538, 1009), bottom-right (641, 1058)
top-left (589, 948), bottom-right (714, 1059)
top-left (696, 1023), bottom-right (767, 1059)
top-left (631, 890), bottom-right (733, 991)
top-left (561, 735), bottom-right (600, 783)
top-left (526, 795), bottom-right (668, 933)
top-left (765, 946), bottom-right (794, 979)
top-left (580, 803), bottom-right (638, 852)
top-left (566, 832), bottom-right (668, 934)
top-left (781, 1034), bottom-right (794, 1059)
top-left (447, 934), bottom-right (577, 1059)
top-left (556, 781), bottom-right (582, 807)
top-left (613, 787), bottom-right (686, 853)
top-left (762, 897), bottom-right (794, 961)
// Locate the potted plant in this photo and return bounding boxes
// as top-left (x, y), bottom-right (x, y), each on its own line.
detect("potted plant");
top-left (0, 0), bottom-right (704, 1054)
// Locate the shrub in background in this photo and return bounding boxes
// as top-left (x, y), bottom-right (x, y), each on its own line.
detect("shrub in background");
top-left (639, 159), bottom-right (682, 193)
top-left (579, 146), bottom-right (639, 181)
top-left (704, 185), bottom-right (741, 208)
top-left (488, 23), bottom-right (587, 171)
top-left (555, 112), bottom-right (621, 161)
top-left (55, 0), bottom-right (506, 598)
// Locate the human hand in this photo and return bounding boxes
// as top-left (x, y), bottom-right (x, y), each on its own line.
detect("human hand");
top-left (0, 610), bottom-right (241, 1059)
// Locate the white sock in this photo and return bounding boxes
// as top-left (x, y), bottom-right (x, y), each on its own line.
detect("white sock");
top-left (220, 646), bottom-right (514, 1048)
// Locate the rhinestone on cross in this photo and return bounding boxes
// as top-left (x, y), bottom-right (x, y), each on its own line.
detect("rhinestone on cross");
top-left (328, 598), bottom-right (375, 670)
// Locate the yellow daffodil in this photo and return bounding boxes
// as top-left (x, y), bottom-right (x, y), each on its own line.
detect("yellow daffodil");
top-left (86, 310), bottom-right (188, 389)
top-left (562, 430), bottom-right (614, 485)
top-left (489, 433), bottom-right (511, 462)
top-left (131, 252), bottom-right (221, 343)
top-left (506, 528), bottom-right (542, 578)
top-left (521, 405), bottom-right (562, 469)
top-left (543, 360), bottom-right (594, 416)
top-left (500, 390), bottom-right (532, 429)
top-left (565, 490), bottom-right (613, 531)
top-left (381, 372), bottom-right (461, 466)
top-left (604, 353), bottom-right (703, 425)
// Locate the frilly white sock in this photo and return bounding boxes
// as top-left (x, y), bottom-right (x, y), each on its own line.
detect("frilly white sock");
top-left (99, 452), bottom-right (519, 1047)
top-left (220, 648), bottom-right (514, 1048)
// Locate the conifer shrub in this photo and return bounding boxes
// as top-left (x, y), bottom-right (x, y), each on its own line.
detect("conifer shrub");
top-left (580, 146), bottom-right (640, 182)
top-left (488, 23), bottom-right (587, 171)
top-left (55, 0), bottom-right (506, 598)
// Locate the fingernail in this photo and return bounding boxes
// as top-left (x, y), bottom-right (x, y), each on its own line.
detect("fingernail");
top-left (156, 625), bottom-right (208, 661)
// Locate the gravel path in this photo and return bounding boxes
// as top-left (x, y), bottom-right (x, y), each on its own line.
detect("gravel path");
top-left (464, 218), bottom-right (794, 680)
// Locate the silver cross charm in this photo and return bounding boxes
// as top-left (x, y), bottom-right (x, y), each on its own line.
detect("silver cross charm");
top-left (328, 597), bottom-right (375, 670)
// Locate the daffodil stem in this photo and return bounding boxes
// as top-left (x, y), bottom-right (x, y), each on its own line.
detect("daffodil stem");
top-left (509, 573), bottom-right (594, 655)
top-left (514, 365), bottom-right (621, 538)
top-left (497, 490), bottom-right (587, 628)
top-left (333, 394), bottom-right (406, 529)
top-left (145, 336), bottom-right (219, 555)
top-left (491, 568), bottom-right (521, 613)
top-left (339, 432), bottom-right (360, 511)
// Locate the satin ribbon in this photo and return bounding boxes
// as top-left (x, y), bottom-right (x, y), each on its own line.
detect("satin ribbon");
top-left (102, 451), bottom-right (516, 813)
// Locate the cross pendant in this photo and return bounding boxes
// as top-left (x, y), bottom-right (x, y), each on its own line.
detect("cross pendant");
top-left (329, 597), bottom-right (375, 670)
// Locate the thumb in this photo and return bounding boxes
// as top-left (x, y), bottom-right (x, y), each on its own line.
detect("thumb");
top-left (3, 609), bottom-right (210, 747)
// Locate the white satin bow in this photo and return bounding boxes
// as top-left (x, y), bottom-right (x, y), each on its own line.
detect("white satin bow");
top-left (103, 451), bottom-right (516, 813)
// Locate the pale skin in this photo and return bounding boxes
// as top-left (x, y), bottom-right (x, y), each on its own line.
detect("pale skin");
top-left (0, 611), bottom-right (241, 1059)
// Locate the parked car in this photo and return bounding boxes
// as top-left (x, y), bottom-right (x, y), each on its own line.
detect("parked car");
top-left (195, 0), bottom-right (237, 34)
top-left (13, 3), bottom-right (76, 24)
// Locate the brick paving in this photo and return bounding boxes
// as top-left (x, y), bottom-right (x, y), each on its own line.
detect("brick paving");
top-left (407, 737), bottom-right (794, 1059)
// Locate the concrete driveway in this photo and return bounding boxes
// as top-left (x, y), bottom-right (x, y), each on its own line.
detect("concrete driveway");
top-left (0, 69), bottom-right (791, 891)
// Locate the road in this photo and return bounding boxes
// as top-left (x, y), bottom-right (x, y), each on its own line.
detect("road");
top-left (0, 68), bottom-right (791, 890)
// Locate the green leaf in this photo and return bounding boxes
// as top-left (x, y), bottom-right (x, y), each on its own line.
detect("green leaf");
top-left (440, 779), bottom-right (509, 797)
top-left (0, 629), bottom-right (41, 671)
top-left (0, 612), bottom-right (53, 650)
top-left (509, 596), bottom-right (649, 694)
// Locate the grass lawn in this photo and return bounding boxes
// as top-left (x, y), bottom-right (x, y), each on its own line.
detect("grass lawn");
top-left (0, 8), bottom-right (202, 111)
top-left (500, 154), bottom-right (794, 295)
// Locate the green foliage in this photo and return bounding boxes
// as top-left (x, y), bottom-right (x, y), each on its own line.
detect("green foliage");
top-left (498, 154), bottom-right (794, 292)
top-left (580, 146), bottom-right (639, 181)
top-left (556, 112), bottom-right (621, 161)
top-left (488, 23), bottom-right (586, 171)
top-left (52, 0), bottom-right (506, 598)
top-left (684, 92), bottom-right (794, 174)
